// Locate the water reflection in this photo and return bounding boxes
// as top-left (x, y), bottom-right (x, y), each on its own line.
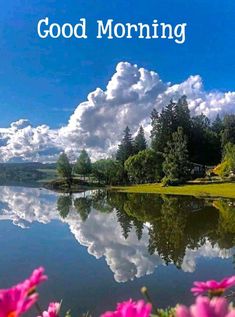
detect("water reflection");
top-left (0, 186), bottom-right (234, 282)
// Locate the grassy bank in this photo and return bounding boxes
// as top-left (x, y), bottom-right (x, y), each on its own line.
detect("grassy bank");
top-left (111, 182), bottom-right (235, 199)
top-left (44, 177), bottom-right (103, 193)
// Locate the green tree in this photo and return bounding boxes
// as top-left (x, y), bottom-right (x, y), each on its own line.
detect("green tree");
top-left (56, 153), bottom-right (72, 185)
top-left (163, 127), bottom-right (190, 184)
top-left (224, 142), bottom-right (235, 172)
top-left (74, 149), bottom-right (92, 179)
top-left (151, 96), bottom-right (222, 166)
top-left (222, 115), bottom-right (235, 148)
top-left (125, 149), bottom-right (163, 183)
top-left (212, 114), bottom-right (224, 135)
top-left (214, 142), bottom-right (235, 178)
top-left (92, 159), bottom-right (124, 185)
top-left (116, 126), bottom-right (134, 163)
top-left (151, 96), bottom-right (191, 154)
top-left (134, 126), bottom-right (147, 154)
top-left (189, 114), bottom-right (221, 165)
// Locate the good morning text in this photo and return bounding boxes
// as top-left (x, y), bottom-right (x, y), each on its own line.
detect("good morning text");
top-left (37, 18), bottom-right (187, 44)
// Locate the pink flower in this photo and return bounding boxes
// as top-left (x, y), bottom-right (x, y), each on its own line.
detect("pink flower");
top-left (176, 296), bottom-right (235, 317)
top-left (191, 276), bottom-right (235, 296)
top-left (22, 267), bottom-right (48, 294)
top-left (101, 299), bottom-right (152, 317)
top-left (0, 267), bottom-right (47, 317)
top-left (0, 283), bottom-right (38, 317)
top-left (38, 302), bottom-right (61, 317)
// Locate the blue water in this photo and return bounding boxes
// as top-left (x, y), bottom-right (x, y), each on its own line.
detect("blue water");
top-left (0, 186), bottom-right (234, 316)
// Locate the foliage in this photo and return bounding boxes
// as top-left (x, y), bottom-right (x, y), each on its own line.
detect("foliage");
top-left (213, 161), bottom-right (231, 179)
top-left (2, 95), bottom-right (235, 188)
top-left (92, 159), bottom-right (125, 185)
top-left (190, 114), bottom-right (221, 165)
top-left (150, 97), bottom-right (222, 166)
top-left (162, 127), bottom-right (190, 184)
top-left (133, 125), bottom-right (147, 154)
top-left (56, 153), bottom-right (72, 183)
top-left (212, 114), bottom-right (224, 135)
top-left (116, 126), bottom-right (134, 163)
top-left (222, 114), bottom-right (235, 148)
top-left (74, 149), bottom-right (92, 178)
top-left (125, 149), bottom-right (163, 183)
top-left (151, 96), bottom-right (191, 154)
top-left (214, 143), bottom-right (235, 178)
top-left (224, 142), bottom-right (235, 171)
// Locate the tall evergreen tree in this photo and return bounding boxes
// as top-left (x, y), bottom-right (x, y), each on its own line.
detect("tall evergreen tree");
top-left (212, 114), bottom-right (224, 135)
top-left (151, 97), bottom-right (191, 154)
top-left (116, 126), bottom-right (134, 163)
top-left (222, 115), bottom-right (235, 149)
top-left (134, 126), bottom-right (147, 154)
top-left (163, 127), bottom-right (190, 183)
top-left (175, 95), bottom-right (191, 134)
top-left (190, 114), bottom-right (221, 165)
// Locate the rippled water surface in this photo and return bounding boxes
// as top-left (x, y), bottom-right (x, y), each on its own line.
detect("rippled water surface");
top-left (0, 186), bottom-right (234, 316)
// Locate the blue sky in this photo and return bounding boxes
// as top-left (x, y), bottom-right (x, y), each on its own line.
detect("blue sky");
top-left (0, 0), bottom-right (234, 128)
top-left (0, 0), bottom-right (235, 162)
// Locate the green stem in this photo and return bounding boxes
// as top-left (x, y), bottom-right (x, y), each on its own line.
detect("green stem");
top-left (141, 286), bottom-right (158, 314)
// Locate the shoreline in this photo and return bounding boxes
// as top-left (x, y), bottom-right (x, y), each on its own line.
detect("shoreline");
top-left (110, 182), bottom-right (235, 199)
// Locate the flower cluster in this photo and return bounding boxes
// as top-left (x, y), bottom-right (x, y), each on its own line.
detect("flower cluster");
top-left (176, 296), bottom-right (235, 317)
top-left (1, 268), bottom-right (235, 317)
top-left (101, 300), bottom-right (152, 317)
top-left (0, 267), bottom-right (59, 317)
top-left (191, 277), bottom-right (235, 297)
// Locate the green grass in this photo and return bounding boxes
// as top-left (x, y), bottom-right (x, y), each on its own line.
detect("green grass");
top-left (112, 182), bottom-right (235, 199)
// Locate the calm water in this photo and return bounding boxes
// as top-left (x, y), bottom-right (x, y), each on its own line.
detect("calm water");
top-left (0, 186), bottom-right (235, 316)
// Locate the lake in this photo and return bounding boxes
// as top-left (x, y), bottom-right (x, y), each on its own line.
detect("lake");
top-left (0, 186), bottom-right (234, 316)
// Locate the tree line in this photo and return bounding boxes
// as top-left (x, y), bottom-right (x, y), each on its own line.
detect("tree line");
top-left (57, 96), bottom-right (235, 186)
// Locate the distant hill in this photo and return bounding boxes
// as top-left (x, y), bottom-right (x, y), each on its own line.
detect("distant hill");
top-left (0, 162), bottom-right (56, 169)
top-left (0, 162), bottom-right (57, 186)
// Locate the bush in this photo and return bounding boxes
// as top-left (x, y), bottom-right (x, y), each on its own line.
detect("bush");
top-left (161, 177), bottom-right (182, 187)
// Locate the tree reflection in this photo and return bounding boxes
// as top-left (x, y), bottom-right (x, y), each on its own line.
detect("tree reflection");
top-left (56, 190), bottom-right (235, 267)
top-left (213, 199), bottom-right (235, 249)
top-left (74, 196), bottom-right (92, 221)
top-left (133, 218), bottom-right (144, 240)
top-left (57, 195), bottom-right (72, 219)
top-left (107, 192), bottom-right (235, 266)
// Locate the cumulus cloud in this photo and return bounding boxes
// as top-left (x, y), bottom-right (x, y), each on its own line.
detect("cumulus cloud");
top-left (1, 62), bottom-right (235, 161)
top-left (0, 120), bottom-right (60, 162)
top-left (0, 186), bottom-right (232, 282)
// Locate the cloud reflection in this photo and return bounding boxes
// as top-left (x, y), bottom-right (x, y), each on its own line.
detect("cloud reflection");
top-left (0, 186), bottom-right (232, 282)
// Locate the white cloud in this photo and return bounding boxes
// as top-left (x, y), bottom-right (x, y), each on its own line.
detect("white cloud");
top-left (1, 62), bottom-right (235, 162)
top-left (0, 120), bottom-right (60, 162)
